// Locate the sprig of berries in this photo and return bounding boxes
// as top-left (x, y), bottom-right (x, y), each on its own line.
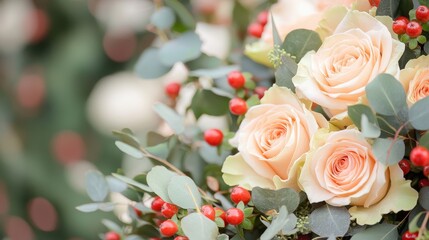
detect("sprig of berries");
top-left (393, 6), bottom-right (429, 50)
top-left (247, 11), bottom-right (268, 38)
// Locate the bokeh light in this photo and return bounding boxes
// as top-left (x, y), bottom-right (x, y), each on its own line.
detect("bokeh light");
top-left (5, 216), bottom-right (34, 240)
top-left (28, 197), bottom-right (58, 232)
top-left (51, 131), bottom-right (86, 165)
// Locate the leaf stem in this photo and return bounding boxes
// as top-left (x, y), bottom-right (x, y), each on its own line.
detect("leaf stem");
top-left (418, 211), bottom-right (429, 238)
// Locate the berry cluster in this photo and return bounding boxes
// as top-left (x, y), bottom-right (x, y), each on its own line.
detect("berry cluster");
top-left (247, 11), bottom-right (269, 38)
top-left (398, 146), bottom-right (429, 190)
top-left (392, 6), bottom-right (429, 49)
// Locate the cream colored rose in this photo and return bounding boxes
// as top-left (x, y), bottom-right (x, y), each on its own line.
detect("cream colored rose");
top-left (292, 10), bottom-right (404, 117)
top-left (221, 85), bottom-right (328, 190)
top-left (400, 55), bottom-right (429, 105)
top-left (299, 129), bottom-right (418, 225)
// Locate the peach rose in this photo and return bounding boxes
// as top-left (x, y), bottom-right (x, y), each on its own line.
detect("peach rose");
top-left (245, 0), bottom-right (372, 66)
top-left (292, 10), bottom-right (404, 117)
top-left (400, 55), bottom-right (429, 105)
top-left (299, 129), bottom-right (418, 225)
top-left (221, 85), bottom-right (328, 190)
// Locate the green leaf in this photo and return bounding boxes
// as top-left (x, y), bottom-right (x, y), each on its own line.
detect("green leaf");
top-left (102, 219), bottom-right (122, 233)
top-left (186, 53), bottom-right (223, 70)
top-left (112, 129), bottom-right (140, 149)
top-left (243, 207), bottom-right (254, 217)
top-left (366, 74), bottom-right (408, 116)
top-left (309, 204), bottom-right (350, 237)
top-left (260, 206), bottom-right (290, 240)
top-left (408, 211), bottom-right (426, 233)
top-left (164, 0), bottom-right (196, 29)
top-left (399, 47), bottom-right (416, 69)
top-left (146, 166), bottom-right (178, 202)
top-left (242, 218), bottom-right (253, 230)
top-left (376, 0), bottom-right (400, 17)
top-left (424, 41), bottom-right (429, 55)
top-left (246, 95), bottom-right (260, 108)
top-left (112, 173), bottom-right (152, 192)
top-left (348, 104), bottom-right (377, 130)
top-left (85, 171), bottom-right (109, 202)
top-left (153, 102), bottom-right (185, 134)
top-left (282, 213), bottom-right (298, 234)
top-left (420, 0), bottom-right (429, 6)
top-left (106, 176), bottom-right (128, 193)
top-left (275, 55), bottom-right (297, 91)
top-left (271, 13), bottom-right (283, 46)
top-left (372, 138), bottom-right (405, 166)
top-left (361, 114), bottom-right (381, 138)
top-left (159, 32), bottom-right (202, 66)
top-left (75, 203), bottom-right (100, 212)
top-left (191, 89), bottom-right (230, 119)
top-left (189, 65), bottom-right (239, 78)
top-left (135, 48), bottom-right (172, 79)
top-left (351, 223), bottom-right (398, 240)
top-left (217, 234), bottom-right (229, 240)
top-left (167, 175), bottom-right (202, 209)
top-left (184, 151), bottom-right (206, 184)
top-left (282, 29), bottom-right (322, 62)
top-left (115, 141), bottom-right (144, 159)
top-left (419, 132), bottom-right (429, 149)
top-left (419, 187), bottom-right (429, 210)
top-left (150, 7), bottom-right (175, 30)
top-left (252, 187), bottom-right (300, 213)
top-left (409, 96), bottom-right (429, 130)
top-left (181, 213), bottom-right (219, 239)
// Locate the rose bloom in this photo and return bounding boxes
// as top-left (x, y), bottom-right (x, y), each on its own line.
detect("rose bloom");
top-left (221, 85), bottom-right (328, 190)
top-left (245, 0), bottom-right (372, 66)
top-left (299, 129), bottom-right (418, 225)
top-left (400, 55), bottom-right (429, 105)
top-left (292, 10), bottom-right (404, 118)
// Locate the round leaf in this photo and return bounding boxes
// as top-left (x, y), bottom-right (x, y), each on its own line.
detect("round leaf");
top-left (159, 32), bottom-right (202, 66)
top-left (309, 204), bottom-right (350, 237)
top-left (181, 213), bottom-right (219, 240)
top-left (282, 29), bottom-right (322, 62)
top-left (150, 7), bottom-right (175, 30)
top-left (372, 138), bottom-right (405, 166)
top-left (261, 206), bottom-right (292, 240)
top-left (85, 171), bottom-right (109, 202)
top-left (146, 166), bottom-right (178, 202)
top-left (351, 223), bottom-right (398, 240)
top-left (167, 175), bottom-right (202, 209)
top-left (135, 48), bottom-right (171, 79)
top-left (115, 141), bottom-right (144, 159)
top-left (409, 96), bottom-right (429, 130)
top-left (252, 187), bottom-right (300, 213)
top-left (419, 187), bottom-right (429, 210)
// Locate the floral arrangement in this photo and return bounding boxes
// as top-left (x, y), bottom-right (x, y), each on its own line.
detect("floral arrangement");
top-left (78, 0), bottom-right (429, 239)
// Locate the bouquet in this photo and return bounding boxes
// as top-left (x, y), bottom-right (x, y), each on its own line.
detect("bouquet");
top-left (78, 0), bottom-right (429, 239)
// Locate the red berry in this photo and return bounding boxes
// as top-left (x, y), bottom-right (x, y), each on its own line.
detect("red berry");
top-left (159, 219), bottom-right (178, 237)
top-left (151, 196), bottom-right (165, 212)
top-left (204, 129), bottom-right (223, 146)
top-left (201, 205), bottom-right (216, 221)
top-left (247, 22), bottom-right (264, 38)
top-left (410, 146), bottom-right (429, 167)
top-left (105, 231), bottom-right (121, 240)
top-left (225, 208), bottom-right (244, 225)
top-left (165, 82), bottom-right (181, 99)
top-left (161, 202), bottom-right (178, 218)
top-left (402, 231), bottom-right (418, 240)
top-left (416, 6), bottom-right (429, 23)
top-left (230, 186), bottom-right (251, 205)
top-left (133, 207), bottom-right (143, 217)
top-left (396, 16), bottom-right (410, 24)
top-left (229, 98), bottom-right (247, 115)
top-left (424, 166), bottom-right (429, 177)
top-left (297, 234), bottom-right (312, 240)
top-left (393, 19), bottom-right (408, 35)
top-left (227, 71), bottom-right (246, 89)
top-left (254, 86), bottom-right (268, 99)
top-left (398, 159), bottom-right (411, 175)
top-left (368, 0), bottom-right (380, 7)
top-left (257, 11), bottom-right (269, 26)
top-left (214, 207), bottom-right (227, 225)
top-left (406, 21), bottom-right (422, 38)
top-left (174, 236), bottom-right (189, 240)
top-left (419, 178), bottom-right (429, 188)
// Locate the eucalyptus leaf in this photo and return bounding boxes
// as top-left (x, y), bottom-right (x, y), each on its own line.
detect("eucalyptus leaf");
top-left (260, 206), bottom-right (290, 240)
top-left (351, 223), bottom-right (398, 240)
top-left (419, 132), bottom-right (429, 149)
top-left (164, 0), bottom-right (196, 29)
top-left (112, 173), bottom-right (152, 192)
top-left (167, 175), bottom-right (202, 209)
top-left (252, 187), bottom-right (300, 213)
top-left (146, 166), bottom-right (179, 202)
top-left (361, 114), bottom-right (381, 138)
top-left (98, 202), bottom-right (116, 212)
top-left (159, 32), bottom-right (202, 66)
top-left (186, 53), bottom-right (223, 70)
top-left (275, 55), bottom-right (297, 91)
top-left (135, 48), bottom-right (171, 79)
top-left (376, 0), bottom-right (400, 17)
top-left (181, 213), bottom-right (219, 240)
top-left (282, 213), bottom-right (298, 234)
top-left (75, 203), bottom-right (100, 212)
top-left (112, 129), bottom-right (140, 148)
top-left (408, 211), bottom-right (426, 233)
top-left (409, 96), bottom-right (429, 130)
top-left (419, 187), bottom-right (429, 210)
top-left (153, 102), bottom-right (185, 134)
top-left (150, 7), bottom-right (175, 30)
top-left (348, 104), bottom-right (377, 130)
top-left (372, 138), bottom-right (405, 166)
top-left (191, 89), bottom-right (230, 119)
top-left (102, 219), bottom-right (122, 233)
top-left (271, 13), bottom-right (282, 46)
top-left (115, 141), bottom-right (144, 159)
top-left (309, 204), bottom-right (350, 237)
top-left (189, 65), bottom-right (239, 78)
top-left (85, 171), bottom-right (109, 202)
top-left (217, 234), bottom-right (229, 240)
top-left (282, 29), bottom-right (322, 62)
top-left (366, 74), bottom-right (407, 117)
top-left (106, 176), bottom-right (128, 193)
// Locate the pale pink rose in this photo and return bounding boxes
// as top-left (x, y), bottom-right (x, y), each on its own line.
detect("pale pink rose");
top-left (222, 85), bottom-right (328, 190)
top-left (400, 55), bottom-right (429, 105)
top-left (299, 129), bottom-right (418, 225)
top-left (292, 10), bottom-right (404, 117)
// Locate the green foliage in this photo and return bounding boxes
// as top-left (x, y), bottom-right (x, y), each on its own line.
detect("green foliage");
top-left (282, 29), bottom-right (322, 63)
top-left (372, 138), bottom-right (405, 166)
top-left (348, 104), bottom-right (377, 130)
top-left (115, 141), bottom-right (144, 159)
top-left (350, 223), bottom-right (398, 240)
top-left (135, 48), bottom-right (172, 79)
top-left (150, 7), bottom-right (176, 30)
top-left (153, 103), bottom-right (185, 134)
top-left (408, 211), bottom-right (426, 232)
top-left (260, 206), bottom-right (295, 240)
top-left (191, 89), bottom-right (230, 119)
top-left (85, 171), bottom-right (109, 202)
top-left (189, 65), bottom-right (239, 78)
top-left (376, 0), bottom-right (401, 17)
top-left (309, 204), bottom-right (350, 238)
top-left (76, 202), bottom-right (115, 213)
top-left (409, 96), bottom-right (429, 130)
top-left (186, 54), bottom-right (223, 70)
top-left (181, 213), bottom-right (219, 239)
top-left (105, 176), bottom-right (128, 193)
top-left (146, 166), bottom-right (179, 202)
top-left (159, 32), bottom-right (202, 66)
top-left (252, 187), bottom-right (300, 213)
top-left (112, 173), bottom-right (152, 192)
top-left (419, 132), bottom-right (429, 149)
top-left (361, 114), bottom-right (381, 138)
top-left (419, 187), bottom-right (429, 210)
top-left (167, 175), bottom-right (202, 209)
top-left (164, 0), bottom-right (196, 30)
